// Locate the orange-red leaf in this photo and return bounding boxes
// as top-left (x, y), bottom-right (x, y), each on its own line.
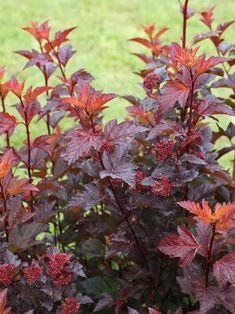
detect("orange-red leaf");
top-left (196, 55), bottom-right (227, 74)
top-left (200, 7), bottom-right (215, 29)
top-left (24, 86), bottom-right (52, 103)
top-left (170, 43), bottom-right (199, 69)
top-left (178, 200), bottom-right (235, 230)
top-left (0, 150), bottom-right (15, 179)
top-left (44, 27), bottom-right (77, 53)
top-left (7, 178), bottom-right (39, 196)
top-left (22, 21), bottom-right (50, 41)
top-left (178, 199), bottom-right (212, 224)
top-left (63, 83), bottom-right (116, 115)
top-left (129, 37), bottom-right (152, 49)
top-left (9, 76), bottom-right (25, 98)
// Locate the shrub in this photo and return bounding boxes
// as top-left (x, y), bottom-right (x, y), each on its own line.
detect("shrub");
top-left (0, 0), bottom-right (234, 313)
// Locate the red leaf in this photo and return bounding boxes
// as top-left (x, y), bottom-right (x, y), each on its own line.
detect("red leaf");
top-left (0, 149), bottom-right (15, 179)
top-left (63, 129), bottom-right (101, 164)
top-left (63, 82), bottom-right (116, 115)
top-left (131, 53), bottom-right (152, 64)
top-left (44, 27), bottom-right (77, 53)
top-left (22, 21), bottom-right (50, 41)
top-left (196, 55), bottom-right (227, 74)
top-left (200, 7), bottom-right (215, 29)
top-left (170, 43), bottom-right (199, 69)
top-left (141, 24), bottom-right (156, 37)
top-left (153, 27), bottom-right (169, 40)
top-left (158, 80), bottom-right (190, 117)
top-left (0, 82), bottom-right (10, 100)
top-left (0, 289), bottom-right (11, 314)
top-left (213, 252), bottom-right (235, 288)
top-left (158, 226), bottom-right (199, 267)
top-left (9, 76), bottom-right (25, 98)
top-left (24, 86), bottom-right (52, 103)
top-left (217, 20), bottom-right (235, 35)
top-left (129, 37), bottom-right (152, 49)
top-left (7, 178), bottom-right (39, 196)
top-left (0, 113), bottom-right (17, 136)
top-left (178, 200), bottom-right (235, 230)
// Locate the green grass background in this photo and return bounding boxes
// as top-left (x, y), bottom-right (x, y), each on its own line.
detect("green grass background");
top-left (0, 0), bottom-right (234, 168)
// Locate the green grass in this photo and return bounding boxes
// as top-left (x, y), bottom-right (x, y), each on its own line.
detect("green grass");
top-left (0, 0), bottom-right (234, 168)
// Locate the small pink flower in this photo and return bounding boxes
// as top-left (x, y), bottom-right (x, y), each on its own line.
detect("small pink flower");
top-left (143, 72), bottom-right (160, 92)
top-left (23, 261), bottom-right (43, 284)
top-left (0, 264), bottom-right (15, 286)
top-left (61, 298), bottom-right (80, 314)
top-left (134, 170), bottom-right (146, 193)
top-left (151, 176), bottom-right (172, 197)
top-left (154, 139), bottom-right (174, 162)
top-left (46, 253), bottom-right (73, 288)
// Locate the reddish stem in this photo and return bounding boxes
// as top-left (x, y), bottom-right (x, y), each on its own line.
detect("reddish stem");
top-left (1, 97), bottom-right (10, 146)
top-left (182, 0), bottom-right (189, 49)
top-left (20, 97), bottom-right (34, 211)
top-left (187, 69), bottom-right (195, 136)
top-left (205, 223), bottom-right (216, 287)
top-left (0, 181), bottom-right (8, 241)
top-left (39, 41), bottom-right (51, 135)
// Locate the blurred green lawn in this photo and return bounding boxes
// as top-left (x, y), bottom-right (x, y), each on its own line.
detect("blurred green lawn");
top-left (0, 0), bottom-right (234, 169)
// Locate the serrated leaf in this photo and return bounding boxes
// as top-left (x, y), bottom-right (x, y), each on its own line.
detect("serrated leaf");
top-left (158, 80), bottom-right (190, 117)
top-left (100, 145), bottom-right (137, 187)
top-left (63, 129), bottom-right (101, 164)
top-left (24, 86), bottom-right (52, 103)
top-left (0, 113), bottom-right (17, 136)
top-left (103, 119), bottom-right (148, 144)
top-left (213, 252), bottom-right (235, 288)
top-left (68, 183), bottom-right (103, 211)
top-left (158, 226), bottom-right (199, 267)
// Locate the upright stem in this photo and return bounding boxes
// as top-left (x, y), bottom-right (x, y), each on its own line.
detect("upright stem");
top-left (182, 0), bottom-right (189, 49)
top-left (1, 97), bottom-right (10, 146)
top-left (187, 70), bottom-right (195, 136)
top-left (39, 41), bottom-right (51, 135)
top-left (205, 223), bottom-right (216, 287)
top-left (20, 98), bottom-right (34, 211)
top-left (88, 113), bottom-right (156, 291)
top-left (0, 182), bottom-right (8, 241)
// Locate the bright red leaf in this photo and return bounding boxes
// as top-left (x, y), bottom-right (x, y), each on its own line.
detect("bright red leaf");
top-left (63, 82), bottom-right (116, 115)
top-left (44, 27), bottom-right (77, 53)
top-left (0, 149), bottom-right (15, 180)
top-left (9, 76), bottom-right (25, 98)
top-left (22, 21), bottom-right (50, 42)
top-left (178, 200), bottom-right (235, 230)
top-left (200, 7), bottom-right (215, 29)
top-left (24, 86), bottom-right (52, 103)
